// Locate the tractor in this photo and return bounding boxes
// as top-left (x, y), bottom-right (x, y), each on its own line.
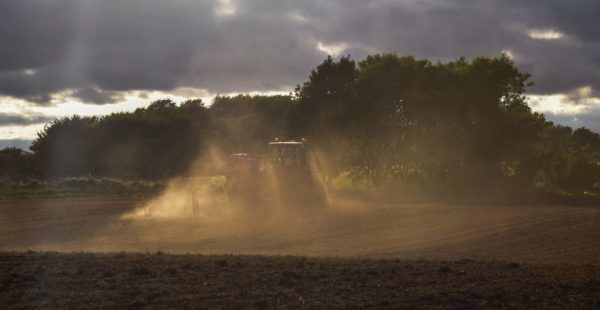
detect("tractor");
top-left (224, 140), bottom-right (326, 206)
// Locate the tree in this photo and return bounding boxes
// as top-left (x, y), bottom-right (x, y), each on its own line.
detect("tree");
top-left (0, 147), bottom-right (35, 178)
top-left (286, 53), bottom-right (571, 193)
top-left (285, 55), bottom-right (358, 178)
top-left (30, 99), bottom-right (213, 178)
top-left (210, 94), bottom-right (292, 154)
top-left (573, 127), bottom-right (600, 152)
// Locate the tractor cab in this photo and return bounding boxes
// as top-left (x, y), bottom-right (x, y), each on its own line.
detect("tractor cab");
top-left (224, 139), bottom-right (326, 206)
top-left (269, 141), bottom-right (306, 167)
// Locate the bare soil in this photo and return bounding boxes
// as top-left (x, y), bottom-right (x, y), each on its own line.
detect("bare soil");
top-left (1, 252), bottom-right (599, 309)
top-left (1, 197), bottom-right (599, 264)
top-left (1, 197), bottom-right (600, 308)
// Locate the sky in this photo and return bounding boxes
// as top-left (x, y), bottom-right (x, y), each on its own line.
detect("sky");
top-left (1, 0), bottom-right (600, 149)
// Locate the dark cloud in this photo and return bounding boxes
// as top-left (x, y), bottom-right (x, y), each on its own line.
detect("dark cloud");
top-left (1, 0), bottom-right (599, 105)
top-left (71, 87), bottom-right (124, 105)
top-left (0, 112), bottom-right (55, 126)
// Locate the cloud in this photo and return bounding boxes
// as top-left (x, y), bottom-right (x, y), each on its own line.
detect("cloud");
top-left (544, 110), bottom-right (600, 133)
top-left (528, 29), bottom-right (564, 40)
top-left (529, 92), bottom-right (600, 133)
top-left (316, 41), bottom-right (348, 57)
top-left (71, 87), bottom-right (124, 105)
top-left (0, 139), bottom-right (31, 151)
top-left (215, 0), bottom-right (237, 16)
top-left (0, 112), bottom-right (55, 126)
top-left (0, 0), bottom-right (599, 106)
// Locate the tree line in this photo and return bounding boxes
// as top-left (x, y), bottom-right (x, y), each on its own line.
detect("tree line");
top-left (1, 53), bottom-right (599, 194)
top-left (287, 54), bottom-right (600, 194)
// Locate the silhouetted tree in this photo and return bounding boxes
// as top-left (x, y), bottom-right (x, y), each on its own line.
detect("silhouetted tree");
top-left (286, 53), bottom-right (600, 193)
top-left (30, 99), bottom-right (213, 178)
top-left (0, 147), bottom-right (35, 178)
top-left (210, 94), bottom-right (292, 154)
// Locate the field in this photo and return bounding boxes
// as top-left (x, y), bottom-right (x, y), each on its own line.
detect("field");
top-left (1, 197), bottom-right (600, 263)
top-left (1, 196), bottom-right (600, 307)
top-left (2, 252), bottom-right (599, 308)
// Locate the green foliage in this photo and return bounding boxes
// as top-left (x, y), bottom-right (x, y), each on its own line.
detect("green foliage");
top-left (0, 147), bottom-right (35, 178)
top-left (29, 99), bottom-right (213, 178)
top-left (287, 53), bottom-right (600, 194)
top-left (210, 94), bottom-right (292, 154)
top-left (7, 95), bottom-right (291, 179)
top-left (1, 53), bottom-right (598, 196)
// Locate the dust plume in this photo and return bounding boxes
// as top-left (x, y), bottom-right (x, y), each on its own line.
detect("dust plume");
top-left (114, 142), bottom-right (337, 255)
top-left (121, 177), bottom-right (228, 220)
top-left (120, 141), bottom-right (329, 221)
top-left (121, 145), bottom-right (232, 220)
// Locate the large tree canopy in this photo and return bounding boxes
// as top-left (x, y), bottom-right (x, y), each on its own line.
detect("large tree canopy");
top-left (29, 99), bottom-right (213, 178)
top-left (1, 54), bottom-right (599, 195)
top-left (286, 54), bottom-right (600, 192)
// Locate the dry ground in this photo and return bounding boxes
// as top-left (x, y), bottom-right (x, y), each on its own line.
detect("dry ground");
top-left (1, 252), bottom-right (599, 309)
top-left (1, 197), bottom-right (599, 264)
top-left (1, 197), bottom-right (600, 308)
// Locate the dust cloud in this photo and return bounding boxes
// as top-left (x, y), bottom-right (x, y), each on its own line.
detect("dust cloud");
top-left (118, 144), bottom-right (333, 251)
top-left (121, 177), bottom-right (229, 220)
top-left (121, 145), bottom-right (232, 220)
top-left (4, 182), bottom-right (600, 263)
top-left (61, 145), bottom-right (600, 262)
top-left (112, 178), bottom-right (334, 256)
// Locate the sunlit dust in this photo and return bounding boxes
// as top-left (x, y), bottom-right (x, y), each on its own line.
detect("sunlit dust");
top-left (121, 177), bottom-right (229, 220)
top-left (121, 142), bottom-right (331, 225)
